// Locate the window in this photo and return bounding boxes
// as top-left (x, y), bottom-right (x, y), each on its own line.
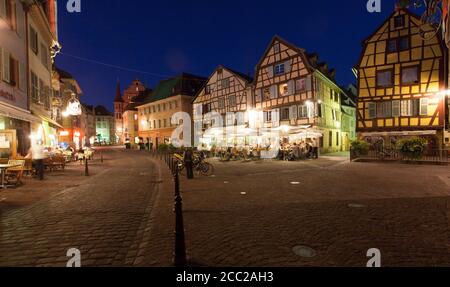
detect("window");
top-left (218, 98), bottom-right (225, 109)
top-left (274, 63), bottom-right (285, 76)
top-left (264, 111), bottom-right (272, 122)
top-left (263, 88), bottom-right (271, 100)
top-left (228, 95), bottom-right (236, 107)
top-left (31, 71), bottom-right (39, 102)
top-left (377, 70), bottom-right (393, 87)
top-left (222, 79), bottom-right (230, 89)
top-left (163, 119), bottom-right (167, 128)
top-left (298, 105), bottom-right (309, 118)
top-left (273, 43), bottom-right (280, 53)
top-left (420, 98), bottom-right (428, 116)
top-left (43, 86), bottom-right (50, 110)
top-left (394, 15), bottom-right (405, 28)
top-left (40, 43), bottom-right (48, 69)
top-left (329, 131), bottom-right (333, 147)
top-left (296, 78), bottom-right (307, 92)
top-left (387, 39), bottom-right (397, 53)
top-left (318, 103), bottom-right (323, 118)
top-left (217, 70), bottom-right (223, 80)
top-left (399, 37), bottom-right (409, 50)
top-left (401, 100), bottom-right (412, 116)
top-left (152, 106), bottom-right (156, 113)
top-left (158, 120), bottom-right (161, 129)
top-left (402, 66), bottom-right (419, 85)
top-left (368, 102), bottom-right (376, 119)
top-left (336, 132), bottom-right (340, 147)
top-left (376, 102), bottom-right (392, 118)
top-left (205, 85), bottom-right (211, 94)
top-left (281, 107), bottom-right (290, 121)
top-left (279, 83), bottom-right (288, 97)
top-left (30, 26), bottom-right (38, 54)
top-left (3, 0), bottom-right (17, 31)
top-left (392, 100), bottom-right (400, 117)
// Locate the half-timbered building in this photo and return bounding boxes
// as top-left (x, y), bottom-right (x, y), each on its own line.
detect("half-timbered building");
top-left (356, 8), bottom-right (447, 149)
top-left (253, 35), bottom-right (346, 153)
top-left (193, 66), bottom-right (253, 148)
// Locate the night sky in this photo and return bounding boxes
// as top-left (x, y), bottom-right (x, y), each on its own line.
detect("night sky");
top-left (55, 0), bottom-right (408, 111)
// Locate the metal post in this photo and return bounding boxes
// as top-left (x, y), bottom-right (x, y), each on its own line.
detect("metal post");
top-left (174, 169), bottom-right (187, 267)
top-left (101, 152), bottom-right (104, 163)
top-left (84, 157), bottom-right (89, 176)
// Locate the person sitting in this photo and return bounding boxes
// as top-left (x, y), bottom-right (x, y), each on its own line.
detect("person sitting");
top-left (292, 143), bottom-right (300, 160)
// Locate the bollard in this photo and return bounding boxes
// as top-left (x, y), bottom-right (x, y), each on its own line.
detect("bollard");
top-left (84, 157), bottom-right (89, 176)
top-left (173, 169), bottom-right (187, 267)
top-left (101, 152), bottom-right (104, 163)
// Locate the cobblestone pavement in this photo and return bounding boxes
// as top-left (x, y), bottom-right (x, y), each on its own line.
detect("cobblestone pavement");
top-left (0, 148), bottom-right (174, 267)
top-left (178, 157), bottom-right (450, 267)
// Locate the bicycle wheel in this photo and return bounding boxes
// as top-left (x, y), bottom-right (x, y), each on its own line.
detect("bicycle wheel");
top-left (199, 162), bottom-right (214, 176)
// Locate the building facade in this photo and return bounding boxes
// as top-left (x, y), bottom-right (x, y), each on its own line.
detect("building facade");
top-left (94, 105), bottom-right (114, 145)
top-left (137, 73), bottom-right (206, 149)
top-left (357, 8), bottom-right (447, 150)
top-left (0, 0), bottom-right (35, 157)
top-left (28, 0), bottom-right (61, 147)
top-left (252, 36), bottom-right (346, 154)
top-left (193, 66), bottom-right (253, 149)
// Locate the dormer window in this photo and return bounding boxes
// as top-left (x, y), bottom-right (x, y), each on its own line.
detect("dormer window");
top-left (394, 15), bottom-right (404, 28)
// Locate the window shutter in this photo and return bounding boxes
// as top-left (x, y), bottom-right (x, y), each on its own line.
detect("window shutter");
top-left (290, 105), bottom-right (298, 120)
top-left (17, 7), bottom-right (24, 38)
top-left (392, 100), bottom-right (400, 117)
top-left (255, 89), bottom-right (262, 102)
top-left (306, 75), bottom-right (312, 91)
top-left (2, 49), bottom-right (10, 83)
top-left (285, 60), bottom-right (291, 73)
top-left (0, 0), bottom-right (6, 19)
top-left (420, 98), bottom-right (428, 116)
top-left (287, 80), bottom-right (295, 95)
top-left (270, 85), bottom-right (278, 99)
top-left (272, 108), bottom-right (280, 127)
top-left (267, 66), bottom-right (274, 78)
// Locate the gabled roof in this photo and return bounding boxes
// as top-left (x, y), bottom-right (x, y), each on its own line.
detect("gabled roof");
top-left (140, 73), bottom-right (206, 105)
top-left (95, 105), bottom-right (113, 116)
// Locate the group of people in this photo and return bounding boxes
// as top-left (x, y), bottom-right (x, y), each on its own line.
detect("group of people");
top-left (277, 139), bottom-right (319, 161)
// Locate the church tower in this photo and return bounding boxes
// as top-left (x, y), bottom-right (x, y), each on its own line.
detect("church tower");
top-left (114, 80), bottom-right (124, 144)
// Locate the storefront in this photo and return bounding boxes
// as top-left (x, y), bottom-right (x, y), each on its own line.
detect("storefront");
top-left (0, 103), bottom-right (40, 157)
top-left (31, 113), bottom-right (64, 149)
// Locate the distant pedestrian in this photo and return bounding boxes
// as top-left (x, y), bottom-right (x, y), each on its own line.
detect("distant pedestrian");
top-left (27, 142), bottom-right (47, 180)
top-left (183, 148), bottom-right (194, 180)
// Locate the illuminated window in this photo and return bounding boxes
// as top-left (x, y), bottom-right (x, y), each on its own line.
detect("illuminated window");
top-left (279, 83), bottom-right (288, 96)
top-left (298, 105), bottom-right (309, 118)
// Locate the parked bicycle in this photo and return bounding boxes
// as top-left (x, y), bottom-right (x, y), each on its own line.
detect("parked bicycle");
top-left (173, 152), bottom-right (214, 176)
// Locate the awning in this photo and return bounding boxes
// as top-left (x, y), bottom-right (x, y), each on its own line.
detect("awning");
top-left (33, 112), bottom-right (64, 129)
top-left (0, 103), bottom-right (41, 123)
top-left (361, 130), bottom-right (437, 137)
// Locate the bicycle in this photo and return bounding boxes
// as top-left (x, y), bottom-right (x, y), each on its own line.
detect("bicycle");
top-left (174, 152), bottom-right (215, 176)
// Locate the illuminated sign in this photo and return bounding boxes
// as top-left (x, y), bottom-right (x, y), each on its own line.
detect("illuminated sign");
top-left (66, 98), bottom-right (82, 116)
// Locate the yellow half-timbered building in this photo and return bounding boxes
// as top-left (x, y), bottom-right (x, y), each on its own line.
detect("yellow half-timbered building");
top-left (357, 8), bottom-right (447, 149)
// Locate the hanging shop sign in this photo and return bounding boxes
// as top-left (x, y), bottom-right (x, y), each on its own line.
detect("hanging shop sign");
top-left (65, 97), bottom-right (82, 116)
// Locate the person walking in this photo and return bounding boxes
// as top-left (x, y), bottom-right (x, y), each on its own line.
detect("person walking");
top-left (183, 147), bottom-right (194, 180)
top-left (28, 141), bottom-right (46, 180)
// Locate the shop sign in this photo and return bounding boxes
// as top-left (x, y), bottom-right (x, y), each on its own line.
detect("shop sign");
top-left (0, 90), bottom-right (16, 102)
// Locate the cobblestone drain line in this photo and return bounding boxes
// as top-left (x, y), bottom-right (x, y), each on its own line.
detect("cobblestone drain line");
top-left (126, 158), bottom-right (159, 265)
top-left (133, 157), bottom-right (174, 266)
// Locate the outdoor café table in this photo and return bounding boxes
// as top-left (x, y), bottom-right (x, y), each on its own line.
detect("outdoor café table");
top-left (0, 163), bottom-right (22, 189)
